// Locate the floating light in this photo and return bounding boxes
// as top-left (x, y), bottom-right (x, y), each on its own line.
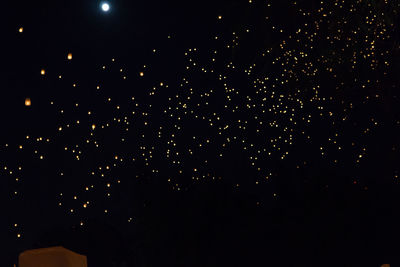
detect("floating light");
top-left (25, 98), bottom-right (31, 106)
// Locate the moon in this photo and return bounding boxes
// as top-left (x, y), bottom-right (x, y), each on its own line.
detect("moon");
top-left (101, 2), bottom-right (110, 12)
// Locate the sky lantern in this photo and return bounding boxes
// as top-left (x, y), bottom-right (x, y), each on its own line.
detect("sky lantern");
top-left (19, 27), bottom-right (23, 33)
top-left (24, 98), bottom-right (31, 107)
top-left (139, 71), bottom-right (144, 77)
top-left (67, 53), bottom-right (72, 60)
top-left (40, 69), bottom-right (45, 75)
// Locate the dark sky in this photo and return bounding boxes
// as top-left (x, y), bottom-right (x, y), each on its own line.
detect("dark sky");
top-left (3, 0), bottom-right (400, 266)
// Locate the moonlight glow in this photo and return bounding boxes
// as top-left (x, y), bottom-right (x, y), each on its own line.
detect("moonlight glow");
top-left (101, 2), bottom-right (110, 12)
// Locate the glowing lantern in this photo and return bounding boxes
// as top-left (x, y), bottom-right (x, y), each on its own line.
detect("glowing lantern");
top-left (40, 69), bottom-right (45, 75)
top-left (67, 53), bottom-right (72, 60)
top-left (19, 27), bottom-right (23, 33)
top-left (91, 124), bottom-right (96, 130)
top-left (139, 72), bottom-right (144, 77)
top-left (25, 98), bottom-right (31, 107)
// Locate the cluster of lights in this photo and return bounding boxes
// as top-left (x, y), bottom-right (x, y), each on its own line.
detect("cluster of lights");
top-left (7, 0), bottom-right (400, 244)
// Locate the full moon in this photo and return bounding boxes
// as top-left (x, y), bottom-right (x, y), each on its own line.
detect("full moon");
top-left (101, 3), bottom-right (110, 12)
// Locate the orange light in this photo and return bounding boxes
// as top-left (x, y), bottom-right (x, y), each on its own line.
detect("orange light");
top-left (40, 69), bottom-right (45, 75)
top-left (18, 27), bottom-right (23, 33)
top-left (25, 98), bottom-right (31, 106)
top-left (67, 53), bottom-right (72, 60)
top-left (139, 71), bottom-right (144, 77)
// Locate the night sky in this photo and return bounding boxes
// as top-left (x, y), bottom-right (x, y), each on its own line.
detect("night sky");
top-left (3, 0), bottom-right (400, 266)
